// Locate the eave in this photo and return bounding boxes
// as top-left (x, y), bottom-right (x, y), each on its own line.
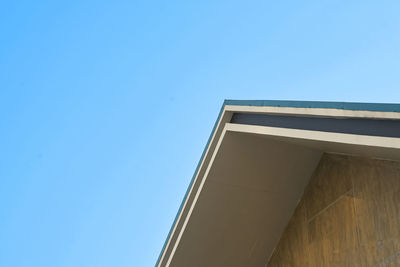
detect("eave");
top-left (156, 100), bottom-right (400, 267)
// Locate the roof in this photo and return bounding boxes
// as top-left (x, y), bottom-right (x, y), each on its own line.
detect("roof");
top-left (156, 100), bottom-right (400, 267)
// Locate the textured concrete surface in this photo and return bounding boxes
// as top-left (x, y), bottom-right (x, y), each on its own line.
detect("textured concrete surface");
top-left (267, 153), bottom-right (400, 267)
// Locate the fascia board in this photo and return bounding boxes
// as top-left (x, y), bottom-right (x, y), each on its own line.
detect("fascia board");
top-left (225, 123), bottom-right (400, 150)
top-left (156, 105), bottom-right (233, 267)
top-left (224, 99), bottom-right (400, 113)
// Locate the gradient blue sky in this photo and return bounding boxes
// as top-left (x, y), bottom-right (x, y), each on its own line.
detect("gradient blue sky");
top-left (1, 1), bottom-right (400, 267)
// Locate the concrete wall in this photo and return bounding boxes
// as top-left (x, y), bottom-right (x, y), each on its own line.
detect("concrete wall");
top-left (267, 153), bottom-right (400, 267)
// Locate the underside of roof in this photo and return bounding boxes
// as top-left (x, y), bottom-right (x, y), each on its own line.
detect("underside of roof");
top-left (156, 100), bottom-right (400, 267)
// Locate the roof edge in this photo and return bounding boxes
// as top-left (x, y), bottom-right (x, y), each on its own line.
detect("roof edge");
top-left (224, 99), bottom-right (400, 113)
top-left (155, 101), bottom-right (226, 267)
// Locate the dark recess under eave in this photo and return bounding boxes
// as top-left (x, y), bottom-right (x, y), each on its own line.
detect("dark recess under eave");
top-left (230, 113), bottom-right (400, 138)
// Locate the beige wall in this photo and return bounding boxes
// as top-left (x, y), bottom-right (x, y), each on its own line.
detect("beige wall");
top-left (267, 153), bottom-right (400, 267)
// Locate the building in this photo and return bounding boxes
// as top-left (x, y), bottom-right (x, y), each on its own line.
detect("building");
top-left (157, 100), bottom-right (400, 267)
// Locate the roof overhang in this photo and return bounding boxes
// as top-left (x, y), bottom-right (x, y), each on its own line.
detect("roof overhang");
top-left (157, 100), bottom-right (400, 267)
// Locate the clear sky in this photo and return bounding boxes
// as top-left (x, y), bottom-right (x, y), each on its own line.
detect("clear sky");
top-left (1, 1), bottom-right (399, 267)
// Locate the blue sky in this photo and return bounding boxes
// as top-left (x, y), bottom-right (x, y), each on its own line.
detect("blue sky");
top-left (1, 1), bottom-right (399, 266)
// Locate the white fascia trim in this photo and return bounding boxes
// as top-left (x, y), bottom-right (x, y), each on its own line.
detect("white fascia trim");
top-left (165, 126), bottom-right (229, 267)
top-left (157, 109), bottom-right (233, 267)
top-left (225, 123), bottom-right (400, 150)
